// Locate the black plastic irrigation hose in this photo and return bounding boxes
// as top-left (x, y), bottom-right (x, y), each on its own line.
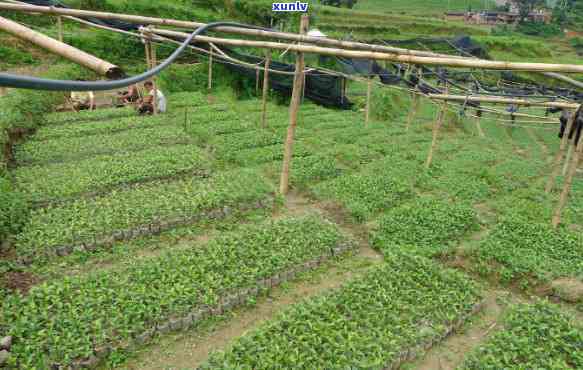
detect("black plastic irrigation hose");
top-left (0, 22), bottom-right (268, 91)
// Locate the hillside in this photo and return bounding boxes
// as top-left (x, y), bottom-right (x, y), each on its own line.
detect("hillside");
top-left (1, 1), bottom-right (583, 369)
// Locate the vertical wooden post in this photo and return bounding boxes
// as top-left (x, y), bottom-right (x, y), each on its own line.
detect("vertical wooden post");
top-left (255, 68), bottom-right (260, 95)
top-left (208, 48), bottom-right (213, 91)
top-left (365, 77), bottom-right (373, 126)
top-left (545, 112), bottom-right (575, 193)
top-left (552, 129), bottom-right (583, 228)
top-left (563, 145), bottom-right (573, 176)
top-left (406, 91), bottom-right (419, 131)
top-left (475, 115), bottom-right (485, 137)
top-left (150, 39), bottom-right (158, 115)
top-left (425, 86), bottom-right (448, 169)
top-left (261, 49), bottom-right (272, 128)
top-left (57, 16), bottom-right (63, 42)
top-left (279, 14), bottom-right (309, 196)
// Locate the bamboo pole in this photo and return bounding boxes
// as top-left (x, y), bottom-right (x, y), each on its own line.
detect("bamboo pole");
top-left (546, 113), bottom-right (576, 193)
top-left (552, 126), bottom-right (583, 228)
top-left (426, 86), bottom-right (449, 169)
top-left (149, 28), bottom-right (583, 74)
top-left (208, 48), bottom-right (213, 91)
top-left (57, 16), bottom-right (63, 42)
top-left (0, 15), bottom-right (122, 78)
top-left (365, 77), bottom-right (373, 126)
top-left (150, 40), bottom-right (158, 115)
top-left (0, 2), bottom-right (458, 59)
top-left (428, 94), bottom-right (580, 109)
top-left (279, 14), bottom-right (309, 196)
top-left (261, 50), bottom-right (271, 128)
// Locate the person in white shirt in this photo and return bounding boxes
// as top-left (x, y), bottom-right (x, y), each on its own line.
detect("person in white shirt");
top-left (138, 81), bottom-right (166, 115)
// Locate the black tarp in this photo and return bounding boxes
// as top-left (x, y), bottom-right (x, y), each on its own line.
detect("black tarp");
top-left (220, 48), bottom-right (352, 109)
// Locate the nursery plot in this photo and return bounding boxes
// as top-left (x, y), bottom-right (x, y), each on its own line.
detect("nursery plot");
top-left (16, 123), bottom-right (191, 165)
top-left (13, 145), bottom-right (211, 204)
top-left (371, 197), bottom-right (478, 257)
top-left (460, 302), bottom-right (583, 369)
top-left (312, 169), bottom-right (412, 222)
top-left (43, 106), bottom-right (134, 126)
top-left (200, 254), bottom-right (482, 369)
top-left (33, 114), bottom-right (174, 142)
top-left (2, 216), bottom-right (353, 369)
top-left (14, 168), bottom-right (273, 262)
top-left (469, 216), bottom-right (583, 290)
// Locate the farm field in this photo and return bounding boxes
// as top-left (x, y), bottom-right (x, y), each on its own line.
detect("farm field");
top-left (1, 86), bottom-right (582, 369)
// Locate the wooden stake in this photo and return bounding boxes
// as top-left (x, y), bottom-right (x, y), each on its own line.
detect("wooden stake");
top-left (552, 131), bottom-right (583, 228)
top-left (57, 16), bottom-right (63, 42)
top-left (279, 14), bottom-right (309, 196)
top-left (261, 49), bottom-right (272, 128)
top-left (545, 112), bottom-right (576, 193)
top-left (149, 38), bottom-right (158, 115)
top-left (365, 77), bottom-right (372, 126)
top-left (208, 48), bottom-right (213, 91)
top-left (475, 115), bottom-right (485, 137)
top-left (255, 68), bottom-right (260, 95)
top-left (563, 145), bottom-right (573, 176)
top-left (426, 86), bottom-right (448, 169)
top-left (406, 91), bottom-right (419, 131)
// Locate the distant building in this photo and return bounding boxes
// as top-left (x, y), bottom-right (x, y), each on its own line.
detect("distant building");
top-left (445, 9), bottom-right (551, 25)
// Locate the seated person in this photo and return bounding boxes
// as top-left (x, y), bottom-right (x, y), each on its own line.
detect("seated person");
top-left (138, 81), bottom-right (166, 115)
top-left (119, 84), bottom-right (140, 104)
top-left (70, 89), bottom-right (95, 111)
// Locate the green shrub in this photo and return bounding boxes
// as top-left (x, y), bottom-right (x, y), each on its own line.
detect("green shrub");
top-left (0, 177), bottom-right (29, 243)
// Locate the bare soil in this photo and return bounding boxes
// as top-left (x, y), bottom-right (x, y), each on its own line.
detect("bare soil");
top-left (550, 278), bottom-right (583, 303)
top-left (2, 271), bottom-right (38, 294)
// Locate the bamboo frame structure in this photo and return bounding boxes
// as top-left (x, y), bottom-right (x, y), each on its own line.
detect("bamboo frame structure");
top-left (261, 50), bottom-right (271, 128)
top-left (0, 2), bottom-right (456, 59)
top-left (148, 28), bottom-right (583, 74)
top-left (0, 15), bottom-right (122, 78)
top-left (279, 15), bottom-right (309, 196)
top-left (545, 113), bottom-right (576, 193)
top-left (427, 94), bottom-right (580, 109)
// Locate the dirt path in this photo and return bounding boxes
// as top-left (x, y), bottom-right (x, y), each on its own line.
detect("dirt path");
top-left (411, 290), bottom-right (510, 369)
top-left (120, 256), bottom-right (381, 370)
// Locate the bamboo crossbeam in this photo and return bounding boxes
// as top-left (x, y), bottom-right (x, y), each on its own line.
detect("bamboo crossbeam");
top-left (428, 94), bottom-right (580, 109)
top-left (148, 28), bottom-right (583, 74)
top-left (0, 2), bottom-right (456, 59)
top-left (0, 15), bottom-right (122, 78)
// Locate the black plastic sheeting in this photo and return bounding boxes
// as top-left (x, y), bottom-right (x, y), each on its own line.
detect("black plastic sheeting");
top-left (20, 0), bottom-right (140, 31)
top-left (222, 48), bottom-right (352, 109)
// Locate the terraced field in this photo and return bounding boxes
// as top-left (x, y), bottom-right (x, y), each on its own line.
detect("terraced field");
top-left (1, 90), bottom-right (582, 369)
